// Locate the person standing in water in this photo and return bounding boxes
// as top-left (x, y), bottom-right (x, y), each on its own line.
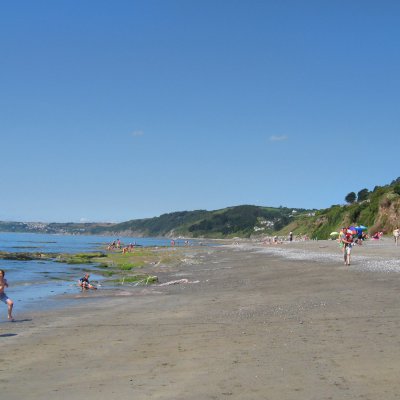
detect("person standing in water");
top-left (0, 269), bottom-right (14, 321)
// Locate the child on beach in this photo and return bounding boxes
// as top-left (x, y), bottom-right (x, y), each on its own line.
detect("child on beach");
top-left (78, 273), bottom-right (97, 290)
top-left (0, 269), bottom-right (14, 321)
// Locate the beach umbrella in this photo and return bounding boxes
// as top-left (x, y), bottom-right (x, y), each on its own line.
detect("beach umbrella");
top-left (348, 226), bottom-right (357, 235)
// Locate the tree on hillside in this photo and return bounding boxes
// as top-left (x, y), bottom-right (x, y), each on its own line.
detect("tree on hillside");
top-left (391, 177), bottom-right (400, 185)
top-left (345, 192), bottom-right (356, 204)
top-left (357, 188), bottom-right (369, 202)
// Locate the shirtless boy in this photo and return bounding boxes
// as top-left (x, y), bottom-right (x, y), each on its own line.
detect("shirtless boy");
top-left (0, 269), bottom-right (14, 321)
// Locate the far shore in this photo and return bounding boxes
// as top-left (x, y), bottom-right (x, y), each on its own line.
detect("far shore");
top-left (1, 238), bottom-right (400, 399)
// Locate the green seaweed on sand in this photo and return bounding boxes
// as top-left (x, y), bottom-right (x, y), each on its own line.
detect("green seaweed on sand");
top-left (0, 251), bottom-right (56, 261)
top-left (93, 247), bottom-right (178, 271)
top-left (118, 262), bottom-right (145, 271)
top-left (91, 249), bottom-right (170, 285)
top-left (56, 252), bottom-right (106, 264)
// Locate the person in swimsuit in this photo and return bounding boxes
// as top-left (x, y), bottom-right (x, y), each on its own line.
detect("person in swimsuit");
top-left (78, 273), bottom-right (97, 290)
top-left (0, 269), bottom-right (14, 321)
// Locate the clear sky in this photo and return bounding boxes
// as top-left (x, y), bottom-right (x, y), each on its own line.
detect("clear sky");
top-left (1, 1), bottom-right (399, 223)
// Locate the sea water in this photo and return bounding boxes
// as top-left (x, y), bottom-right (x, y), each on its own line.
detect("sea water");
top-left (0, 232), bottom-right (197, 318)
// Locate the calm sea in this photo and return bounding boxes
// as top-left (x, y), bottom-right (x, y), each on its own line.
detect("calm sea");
top-left (0, 232), bottom-right (197, 319)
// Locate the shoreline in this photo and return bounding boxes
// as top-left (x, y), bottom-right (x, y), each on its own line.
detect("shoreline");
top-left (1, 240), bottom-right (400, 399)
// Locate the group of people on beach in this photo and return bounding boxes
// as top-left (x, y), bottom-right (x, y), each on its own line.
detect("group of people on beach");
top-left (338, 225), bottom-right (373, 265)
top-left (108, 238), bottom-right (190, 254)
top-left (337, 225), bottom-right (399, 266)
top-left (366, 229), bottom-right (398, 243)
top-left (122, 243), bottom-right (138, 254)
top-left (107, 239), bottom-right (121, 250)
top-left (108, 238), bottom-right (139, 254)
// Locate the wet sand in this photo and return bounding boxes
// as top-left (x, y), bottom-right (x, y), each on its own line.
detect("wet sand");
top-left (1, 240), bottom-right (400, 399)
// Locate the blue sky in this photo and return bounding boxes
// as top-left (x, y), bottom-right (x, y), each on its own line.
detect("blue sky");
top-left (1, 1), bottom-right (399, 222)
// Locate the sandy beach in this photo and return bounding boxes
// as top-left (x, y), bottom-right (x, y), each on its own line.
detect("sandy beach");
top-left (1, 239), bottom-right (400, 399)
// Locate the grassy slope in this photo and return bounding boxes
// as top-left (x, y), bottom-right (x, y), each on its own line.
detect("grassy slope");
top-left (88, 205), bottom-right (312, 238)
top-left (279, 183), bottom-right (400, 239)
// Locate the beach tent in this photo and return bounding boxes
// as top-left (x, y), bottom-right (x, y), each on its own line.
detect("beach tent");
top-left (355, 226), bottom-right (368, 235)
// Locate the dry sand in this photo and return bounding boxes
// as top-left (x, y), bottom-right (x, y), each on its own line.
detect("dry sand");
top-left (1, 239), bottom-right (400, 399)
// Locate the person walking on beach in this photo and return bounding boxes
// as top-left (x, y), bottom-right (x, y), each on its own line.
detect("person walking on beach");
top-left (0, 269), bottom-right (14, 321)
top-left (341, 229), bottom-right (354, 266)
top-left (393, 227), bottom-right (400, 246)
top-left (78, 273), bottom-right (97, 290)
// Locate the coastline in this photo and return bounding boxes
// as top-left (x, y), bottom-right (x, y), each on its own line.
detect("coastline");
top-left (1, 240), bottom-right (400, 399)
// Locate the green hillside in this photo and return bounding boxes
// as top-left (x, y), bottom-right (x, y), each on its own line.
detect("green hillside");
top-left (280, 178), bottom-right (400, 239)
top-left (89, 210), bottom-right (210, 237)
top-left (1, 178), bottom-right (399, 239)
top-left (89, 205), bottom-right (311, 238)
